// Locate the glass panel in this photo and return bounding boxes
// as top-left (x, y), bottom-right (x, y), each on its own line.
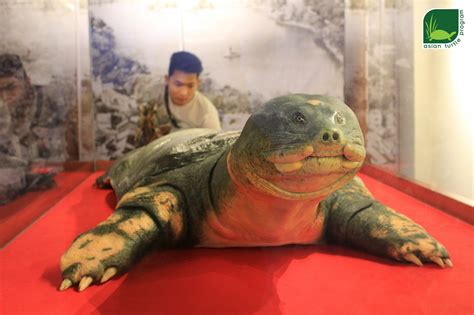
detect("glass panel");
top-left (88, 0), bottom-right (345, 159)
top-left (365, 0), bottom-right (473, 206)
top-left (1, 0), bottom-right (470, 248)
top-left (89, 0), bottom-right (182, 159)
top-left (181, 1), bottom-right (344, 130)
top-left (0, 0), bottom-right (92, 247)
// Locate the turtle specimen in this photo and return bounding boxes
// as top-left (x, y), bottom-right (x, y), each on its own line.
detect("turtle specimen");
top-left (59, 94), bottom-right (451, 292)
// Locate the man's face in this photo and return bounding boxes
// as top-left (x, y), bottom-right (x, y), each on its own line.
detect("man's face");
top-left (0, 75), bottom-right (27, 107)
top-left (166, 70), bottom-right (199, 106)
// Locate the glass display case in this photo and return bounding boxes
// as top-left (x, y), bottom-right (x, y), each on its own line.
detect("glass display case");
top-left (0, 0), bottom-right (472, 313)
top-left (0, 0), bottom-right (93, 247)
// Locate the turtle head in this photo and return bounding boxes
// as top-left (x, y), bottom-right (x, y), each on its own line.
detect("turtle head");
top-left (229, 94), bottom-right (366, 200)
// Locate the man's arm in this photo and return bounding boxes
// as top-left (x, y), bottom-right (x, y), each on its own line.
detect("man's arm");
top-left (199, 93), bottom-right (221, 130)
top-left (202, 111), bottom-right (221, 129)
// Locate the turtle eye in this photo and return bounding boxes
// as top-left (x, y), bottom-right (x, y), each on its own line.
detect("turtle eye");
top-left (292, 112), bottom-right (306, 125)
top-left (334, 112), bottom-right (345, 125)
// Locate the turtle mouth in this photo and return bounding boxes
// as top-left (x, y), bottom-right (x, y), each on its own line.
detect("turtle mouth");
top-left (228, 142), bottom-right (366, 200)
top-left (269, 143), bottom-right (365, 175)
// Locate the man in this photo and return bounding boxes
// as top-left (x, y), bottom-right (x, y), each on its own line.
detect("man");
top-left (164, 51), bottom-right (220, 130)
top-left (136, 51), bottom-right (220, 147)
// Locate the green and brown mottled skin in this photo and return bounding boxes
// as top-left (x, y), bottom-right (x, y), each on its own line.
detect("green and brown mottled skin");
top-left (60, 94), bottom-right (451, 292)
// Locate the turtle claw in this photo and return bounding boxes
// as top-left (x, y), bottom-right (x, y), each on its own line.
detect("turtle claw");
top-left (59, 279), bottom-right (73, 291)
top-left (78, 276), bottom-right (93, 292)
top-left (444, 258), bottom-right (453, 268)
top-left (101, 267), bottom-right (118, 283)
top-left (431, 257), bottom-right (445, 268)
top-left (403, 253), bottom-right (423, 267)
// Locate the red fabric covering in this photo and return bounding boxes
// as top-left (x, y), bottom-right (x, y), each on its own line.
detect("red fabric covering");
top-left (0, 171), bottom-right (91, 248)
top-left (1, 172), bottom-right (473, 314)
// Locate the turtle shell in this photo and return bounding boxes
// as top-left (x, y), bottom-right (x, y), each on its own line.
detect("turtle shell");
top-left (103, 128), bottom-right (240, 199)
top-left (430, 30), bottom-right (451, 40)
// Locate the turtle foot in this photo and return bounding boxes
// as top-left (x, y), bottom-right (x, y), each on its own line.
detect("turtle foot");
top-left (59, 231), bottom-right (130, 292)
top-left (59, 210), bottom-right (158, 292)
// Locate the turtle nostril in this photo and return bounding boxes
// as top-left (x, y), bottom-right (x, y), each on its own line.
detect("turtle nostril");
top-left (320, 130), bottom-right (342, 143)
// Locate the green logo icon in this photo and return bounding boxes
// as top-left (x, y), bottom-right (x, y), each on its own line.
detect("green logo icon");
top-left (423, 9), bottom-right (459, 44)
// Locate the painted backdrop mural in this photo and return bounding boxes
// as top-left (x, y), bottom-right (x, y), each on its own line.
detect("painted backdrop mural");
top-left (89, 0), bottom-right (345, 159)
top-left (0, 0), bottom-right (414, 204)
top-left (0, 1), bottom-right (80, 161)
top-left (0, 0), bottom-right (86, 203)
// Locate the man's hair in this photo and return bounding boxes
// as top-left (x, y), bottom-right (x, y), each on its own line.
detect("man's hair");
top-left (168, 51), bottom-right (203, 77)
top-left (0, 54), bottom-right (24, 77)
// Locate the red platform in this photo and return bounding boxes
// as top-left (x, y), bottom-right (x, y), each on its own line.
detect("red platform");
top-left (1, 172), bottom-right (473, 314)
top-left (0, 171), bottom-right (92, 248)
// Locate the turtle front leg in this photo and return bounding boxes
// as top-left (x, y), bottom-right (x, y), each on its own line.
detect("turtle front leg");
top-left (325, 177), bottom-right (452, 267)
top-left (60, 186), bottom-right (186, 292)
top-left (60, 209), bottom-right (157, 291)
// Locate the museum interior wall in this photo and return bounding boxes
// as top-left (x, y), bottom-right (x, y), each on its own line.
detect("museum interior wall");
top-left (0, 0), bottom-right (472, 206)
top-left (412, 0), bottom-right (473, 205)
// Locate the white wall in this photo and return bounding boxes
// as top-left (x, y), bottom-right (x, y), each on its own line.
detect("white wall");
top-left (413, 0), bottom-right (473, 204)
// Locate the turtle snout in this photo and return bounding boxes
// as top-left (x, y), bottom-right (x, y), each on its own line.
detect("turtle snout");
top-left (311, 128), bottom-right (346, 158)
top-left (319, 129), bottom-right (344, 145)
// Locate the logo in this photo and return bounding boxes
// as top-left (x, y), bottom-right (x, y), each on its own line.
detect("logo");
top-left (423, 9), bottom-right (465, 49)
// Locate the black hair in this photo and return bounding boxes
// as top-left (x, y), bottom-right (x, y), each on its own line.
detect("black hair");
top-left (168, 51), bottom-right (203, 77)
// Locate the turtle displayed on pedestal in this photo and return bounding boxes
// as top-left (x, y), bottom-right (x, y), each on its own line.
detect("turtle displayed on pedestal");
top-left (59, 94), bottom-right (451, 292)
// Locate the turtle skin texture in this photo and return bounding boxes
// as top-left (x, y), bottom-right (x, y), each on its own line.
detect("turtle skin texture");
top-left (60, 94), bottom-right (451, 292)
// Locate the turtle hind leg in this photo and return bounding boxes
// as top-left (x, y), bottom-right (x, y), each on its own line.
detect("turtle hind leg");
top-left (95, 173), bottom-right (112, 189)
